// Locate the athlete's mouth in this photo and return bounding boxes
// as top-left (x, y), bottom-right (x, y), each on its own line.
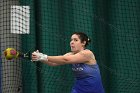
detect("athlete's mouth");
top-left (71, 46), bottom-right (75, 48)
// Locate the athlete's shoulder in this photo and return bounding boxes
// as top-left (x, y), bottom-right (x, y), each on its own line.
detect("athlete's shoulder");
top-left (80, 49), bottom-right (93, 55)
top-left (79, 49), bottom-right (96, 60)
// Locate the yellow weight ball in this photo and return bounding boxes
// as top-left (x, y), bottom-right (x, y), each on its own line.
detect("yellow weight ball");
top-left (4, 48), bottom-right (19, 60)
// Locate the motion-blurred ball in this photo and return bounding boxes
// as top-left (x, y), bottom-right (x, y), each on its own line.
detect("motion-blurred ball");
top-left (4, 48), bottom-right (18, 60)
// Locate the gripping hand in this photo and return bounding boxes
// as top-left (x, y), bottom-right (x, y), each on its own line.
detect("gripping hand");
top-left (32, 50), bottom-right (48, 61)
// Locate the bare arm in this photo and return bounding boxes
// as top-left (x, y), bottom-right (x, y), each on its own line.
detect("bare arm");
top-left (40, 52), bottom-right (73, 66)
top-left (46, 50), bottom-right (94, 65)
top-left (32, 52), bottom-right (72, 66)
top-left (32, 50), bottom-right (95, 65)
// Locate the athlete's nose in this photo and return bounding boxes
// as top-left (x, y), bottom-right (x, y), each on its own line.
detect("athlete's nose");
top-left (71, 40), bottom-right (75, 46)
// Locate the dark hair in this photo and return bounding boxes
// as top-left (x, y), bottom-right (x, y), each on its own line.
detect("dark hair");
top-left (72, 32), bottom-right (91, 47)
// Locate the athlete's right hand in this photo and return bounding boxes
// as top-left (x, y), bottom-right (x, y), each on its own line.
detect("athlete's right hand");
top-left (32, 50), bottom-right (48, 61)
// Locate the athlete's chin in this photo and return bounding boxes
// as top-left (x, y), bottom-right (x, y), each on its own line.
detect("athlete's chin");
top-left (71, 49), bottom-right (78, 53)
top-left (71, 49), bottom-right (75, 52)
top-left (71, 48), bottom-right (75, 52)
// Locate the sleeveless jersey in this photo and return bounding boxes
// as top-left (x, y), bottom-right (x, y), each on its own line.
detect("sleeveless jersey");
top-left (72, 63), bottom-right (101, 79)
top-left (71, 63), bottom-right (105, 93)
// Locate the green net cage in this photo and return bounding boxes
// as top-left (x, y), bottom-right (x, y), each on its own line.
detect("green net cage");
top-left (0, 0), bottom-right (140, 93)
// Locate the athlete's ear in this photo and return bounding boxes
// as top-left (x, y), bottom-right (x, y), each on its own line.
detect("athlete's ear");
top-left (82, 41), bottom-right (86, 46)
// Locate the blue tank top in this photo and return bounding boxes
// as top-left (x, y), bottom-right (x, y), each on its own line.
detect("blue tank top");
top-left (72, 63), bottom-right (101, 79)
top-left (71, 63), bottom-right (105, 93)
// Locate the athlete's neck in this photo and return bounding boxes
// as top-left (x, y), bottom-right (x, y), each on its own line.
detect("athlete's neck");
top-left (72, 48), bottom-right (86, 54)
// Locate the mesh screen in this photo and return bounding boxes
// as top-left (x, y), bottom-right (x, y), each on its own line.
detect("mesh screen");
top-left (0, 0), bottom-right (140, 93)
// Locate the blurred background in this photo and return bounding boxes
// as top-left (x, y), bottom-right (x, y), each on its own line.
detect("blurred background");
top-left (0, 0), bottom-right (140, 93)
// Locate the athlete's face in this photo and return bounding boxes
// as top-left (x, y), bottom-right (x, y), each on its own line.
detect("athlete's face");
top-left (70, 34), bottom-right (85, 53)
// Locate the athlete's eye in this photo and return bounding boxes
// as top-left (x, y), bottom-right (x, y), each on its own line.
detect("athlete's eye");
top-left (74, 39), bottom-right (78, 41)
top-left (71, 38), bottom-right (78, 42)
